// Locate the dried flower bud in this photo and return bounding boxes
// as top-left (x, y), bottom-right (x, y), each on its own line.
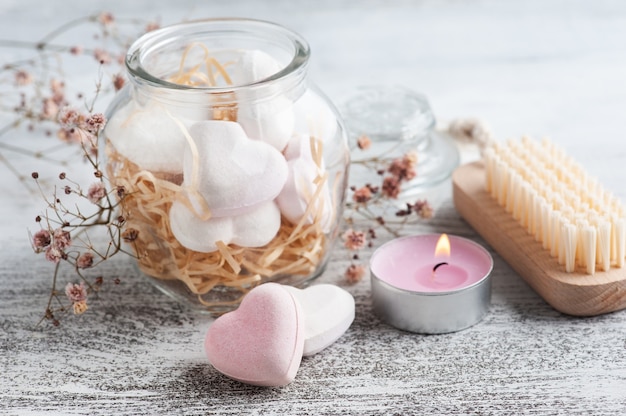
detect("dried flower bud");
top-left (352, 186), bottom-right (373, 204)
top-left (366, 184), bottom-right (379, 194)
top-left (395, 209), bottom-right (410, 217)
top-left (45, 246), bottom-right (62, 263)
top-left (84, 113), bottom-right (106, 134)
top-left (87, 182), bottom-right (106, 204)
top-left (117, 215), bottom-right (125, 224)
top-left (14, 70), bottom-right (33, 86)
top-left (50, 79), bottom-right (65, 96)
top-left (145, 21), bottom-right (160, 32)
top-left (122, 228), bottom-right (139, 242)
top-left (59, 172), bottom-right (66, 180)
top-left (64, 186), bottom-right (72, 195)
top-left (53, 228), bottom-right (71, 250)
top-left (357, 135), bottom-right (372, 150)
top-left (345, 264), bottom-right (366, 284)
top-left (98, 12), bottom-right (115, 26)
top-left (65, 282), bottom-right (87, 303)
top-left (94, 48), bottom-right (111, 65)
top-left (72, 300), bottom-right (88, 315)
top-left (94, 170), bottom-right (103, 178)
top-left (58, 107), bottom-right (80, 127)
top-left (114, 278), bottom-right (121, 285)
top-left (381, 176), bottom-right (400, 199)
top-left (35, 215), bottom-right (41, 223)
top-left (342, 229), bottom-right (367, 251)
top-left (33, 229), bottom-right (51, 250)
top-left (76, 252), bottom-right (94, 269)
top-left (112, 74), bottom-right (125, 91)
top-left (447, 117), bottom-right (493, 149)
top-left (388, 153), bottom-right (417, 181)
top-left (69, 45), bottom-right (83, 55)
top-left (116, 186), bottom-right (126, 199)
top-left (42, 97), bottom-right (59, 120)
top-left (413, 200), bottom-right (434, 219)
top-left (31, 172), bottom-right (39, 179)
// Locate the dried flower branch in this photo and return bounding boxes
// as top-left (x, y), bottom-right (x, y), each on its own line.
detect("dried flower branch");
top-left (342, 136), bottom-right (435, 283)
top-left (0, 12), bottom-right (162, 326)
top-left (0, 11), bottom-right (158, 190)
top-left (30, 120), bottom-right (142, 326)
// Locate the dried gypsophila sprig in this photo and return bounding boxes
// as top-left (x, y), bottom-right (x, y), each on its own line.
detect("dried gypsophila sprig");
top-left (30, 112), bottom-right (142, 327)
top-left (342, 136), bottom-right (435, 284)
top-left (345, 142), bottom-right (434, 229)
top-left (0, 12), bottom-right (160, 189)
top-left (445, 117), bottom-right (494, 154)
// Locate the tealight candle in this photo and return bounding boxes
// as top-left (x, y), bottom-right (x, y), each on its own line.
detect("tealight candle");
top-left (370, 234), bottom-right (493, 334)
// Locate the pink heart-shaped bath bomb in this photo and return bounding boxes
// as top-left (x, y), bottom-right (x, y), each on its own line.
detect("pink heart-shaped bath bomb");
top-left (185, 120), bottom-right (288, 217)
top-left (205, 283), bottom-right (304, 386)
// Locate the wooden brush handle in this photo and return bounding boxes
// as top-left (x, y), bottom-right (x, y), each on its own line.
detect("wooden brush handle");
top-left (453, 161), bottom-right (626, 316)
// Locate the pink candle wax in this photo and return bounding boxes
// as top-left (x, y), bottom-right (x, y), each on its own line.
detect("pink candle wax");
top-left (370, 234), bottom-right (492, 293)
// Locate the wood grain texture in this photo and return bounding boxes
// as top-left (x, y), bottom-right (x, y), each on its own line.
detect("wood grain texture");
top-left (2, 204), bottom-right (626, 415)
top-left (453, 162), bottom-right (626, 316)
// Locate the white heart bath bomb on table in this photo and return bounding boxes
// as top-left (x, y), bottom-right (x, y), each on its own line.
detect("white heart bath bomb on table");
top-left (205, 283), bottom-right (304, 387)
top-left (284, 284), bottom-right (355, 356)
top-left (169, 200), bottom-right (281, 253)
top-left (104, 100), bottom-right (193, 174)
top-left (184, 120), bottom-right (288, 217)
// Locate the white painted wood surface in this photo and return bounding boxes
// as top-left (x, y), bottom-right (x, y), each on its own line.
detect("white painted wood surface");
top-left (1, 0), bottom-right (626, 414)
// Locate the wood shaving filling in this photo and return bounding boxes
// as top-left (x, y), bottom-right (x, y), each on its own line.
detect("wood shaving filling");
top-left (106, 141), bottom-right (333, 309)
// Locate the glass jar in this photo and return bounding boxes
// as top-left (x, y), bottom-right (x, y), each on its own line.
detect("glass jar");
top-left (103, 18), bottom-right (349, 314)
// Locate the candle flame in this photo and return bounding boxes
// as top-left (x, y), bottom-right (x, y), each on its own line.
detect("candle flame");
top-left (434, 234), bottom-right (451, 258)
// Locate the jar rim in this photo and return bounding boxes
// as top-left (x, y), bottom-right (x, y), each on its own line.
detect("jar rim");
top-left (125, 17), bottom-right (310, 93)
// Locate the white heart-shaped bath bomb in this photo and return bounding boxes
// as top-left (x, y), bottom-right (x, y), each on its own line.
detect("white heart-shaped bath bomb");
top-left (185, 120), bottom-right (288, 217)
top-left (283, 132), bottom-right (320, 162)
top-left (277, 135), bottom-right (333, 232)
top-left (169, 200), bottom-right (281, 253)
top-left (293, 89), bottom-right (338, 144)
top-left (230, 49), bottom-right (283, 85)
top-left (237, 96), bottom-right (295, 151)
top-left (104, 100), bottom-right (193, 173)
top-left (283, 284), bottom-right (355, 356)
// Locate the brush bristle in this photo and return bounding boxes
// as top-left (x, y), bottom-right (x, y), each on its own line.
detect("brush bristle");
top-left (484, 137), bottom-right (626, 274)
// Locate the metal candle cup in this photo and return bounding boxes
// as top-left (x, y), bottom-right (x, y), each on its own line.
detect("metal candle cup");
top-left (370, 234), bottom-right (493, 334)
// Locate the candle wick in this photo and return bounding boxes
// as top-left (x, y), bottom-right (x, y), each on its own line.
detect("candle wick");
top-left (433, 262), bottom-right (448, 272)
top-left (431, 262), bottom-right (448, 280)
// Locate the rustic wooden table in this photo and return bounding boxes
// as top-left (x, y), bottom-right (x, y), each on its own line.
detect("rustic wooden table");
top-left (1, 0), bottom-right (625, 414)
